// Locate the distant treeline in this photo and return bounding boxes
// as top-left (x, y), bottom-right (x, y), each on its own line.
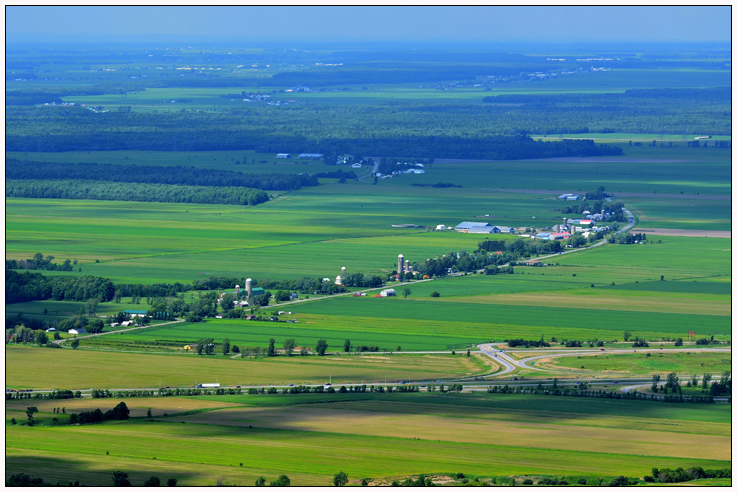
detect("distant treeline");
top-left (6, 253), bottom-right (75, 272)
top-left (6, 180), bottom-right (270, 207)
top-left (6, 159), bottom-right (317, 191)
top-left (6, 88), bottom-right (105, 106)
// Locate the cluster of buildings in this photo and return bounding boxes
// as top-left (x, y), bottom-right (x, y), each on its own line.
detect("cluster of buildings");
top-left (218, 279), bottom-right (268, 308)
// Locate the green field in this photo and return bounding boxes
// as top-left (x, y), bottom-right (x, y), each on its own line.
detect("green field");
top-left (6, 392), bottom-right (730, 486)
top-left (543, 351), bottom-right (731, 376)
top-left (5, 346), bottom-right (490, 389)
top-left (5, 41), bottom-right (733, 486)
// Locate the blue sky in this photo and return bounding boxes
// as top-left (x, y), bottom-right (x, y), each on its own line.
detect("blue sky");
top-left (6, 6), bottom-right (731, 43)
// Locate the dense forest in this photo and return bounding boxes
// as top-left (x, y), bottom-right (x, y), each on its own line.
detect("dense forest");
top-left (6, 180), bottom-right (270, 207)
top-left (6, 159), bottom-right (317, 191)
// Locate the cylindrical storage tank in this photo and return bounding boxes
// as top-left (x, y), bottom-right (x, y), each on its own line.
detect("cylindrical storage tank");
top-left (235, 285), bottom-right (240, 298)
top-left (246, 278), bottom-right (252, 297)
top-left (405, 260), bottom-right (409, 273)
top-left (341, 266), bottom-right (346, 275)
top-left (398, 254), bottom-right (404, 274)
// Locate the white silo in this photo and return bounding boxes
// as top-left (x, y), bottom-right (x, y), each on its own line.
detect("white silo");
top-left (235, 285), bottom-right (240, 299)
top-left (246, 278), bottom-right (252, 297)
top-left (398, 254), bottom-right (404, 274)
top-left (404, 259), bottom-right (409, 273)
top-left (341, 266), bottom-right (346, 275)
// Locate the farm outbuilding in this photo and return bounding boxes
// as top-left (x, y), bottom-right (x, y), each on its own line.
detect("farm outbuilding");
top-left (276, 153), bottom-right (292, 159)
top-left (455, 221), bottom-right (491, 231)
top-left (298, 153), bottom-right (324, 159)
top-left (380, 289), bottom-right (397, 297)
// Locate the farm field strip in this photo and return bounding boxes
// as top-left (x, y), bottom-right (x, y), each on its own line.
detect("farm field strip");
top-left (169, 404), bottom-right (730, 460)
top-left (4, 347), bottom-right (487, 389)
top-left (428, 288), bottom-right (731, 316)
top-left (6, 420), bottom-right (729, 486)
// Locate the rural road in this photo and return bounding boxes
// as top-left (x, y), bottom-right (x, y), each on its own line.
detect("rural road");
top-left (357, 160), bottom-right (380, 182)
top-left (476, 344), bottom-right (730, 375)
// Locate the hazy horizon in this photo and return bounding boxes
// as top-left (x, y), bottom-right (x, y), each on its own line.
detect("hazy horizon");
top-left (6, 6), bottom-right (731, 44)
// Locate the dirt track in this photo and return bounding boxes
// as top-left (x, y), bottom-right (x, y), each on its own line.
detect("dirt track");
top-left (632, 228), bottom-right (731, 238)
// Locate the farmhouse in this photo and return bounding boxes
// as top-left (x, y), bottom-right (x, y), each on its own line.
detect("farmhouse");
top-left (298, 153), bottom-right (324, 159)
top-left (276, 153), bottom-right (292, 159)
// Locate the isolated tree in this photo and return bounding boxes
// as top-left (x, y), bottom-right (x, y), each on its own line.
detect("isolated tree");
top-left (26, 406), bottom-right (38, 426)
top-left (34, 330), bottom-right (48, 346)
top-left (204, 338), bottom-right (215, 355)
top-left (270, 475), bottom-right (290, 487)
top-left (147, 408), bottom-right (152, 418)
top-left (222, 338), bottom-right (231, 355)
top-left (111, 471), bottom-right (131, 486)
top-left (623, 330), bottom-right (632, 342)
top-left (344, 339), bottom-right (351, 352)
top-left (267, 338), bottom-right (276, 357)
top-left (254, 477), bottom-right (266, 487)
top-left (690, 373), bottom-right (699, 387)
top-left (702, 373), bottom-right (712, 390)
top-left (196, 339), bottom-right (205, 355)
top-left (85, 298), bottom-right (99, 316)
top-left (71, 338), bottom-right (80, 349)
top-left (283, 338), bottom-right (296, 357)
top-left (143, 476), bottom-right (160, 487)
top-left (651, 374), bottom-right (661, 392)
top-left (666, 372), bottom-right (680, 391)
top-left (316, 339), bottom-right (328, 356)
top-left (166, 478), bottom-right (178, 487)
top-left (402, 288), bottom-right (412, 299)
top-left (334, 471), bottom-right (349, 487)
top-left (54, 331), bottom-right (61, 340)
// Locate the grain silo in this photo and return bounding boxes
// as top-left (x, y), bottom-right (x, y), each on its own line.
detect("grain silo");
top-left (235, 285), bottom-right (240, 299)
top-left (246, 278), bottom-right (252, 297)
top-left (404, 259), bottom-right (409, 273)
top-left (398, 254), bottom-right (404, 274)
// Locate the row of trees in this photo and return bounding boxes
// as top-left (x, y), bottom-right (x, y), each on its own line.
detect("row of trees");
top-left (6, 159), bottom-right (316, 192)
top-left (69, 401), bottom-right (130, 425)
top-left (5, 253), bottom-right (76, 271)
top-left (7, 179), bottom-right (270, 207)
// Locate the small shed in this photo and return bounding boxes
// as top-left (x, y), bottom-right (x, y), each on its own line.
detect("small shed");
top-left (276, 153), bottom-right (292, 159)
top-left (380, 289), bottom-right (396, 297)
